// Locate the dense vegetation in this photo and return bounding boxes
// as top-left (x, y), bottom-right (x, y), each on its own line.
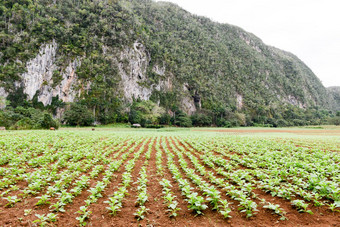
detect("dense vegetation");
top-left (0, 0), bottom-right (338, 128)
top-left (328, 87), bottom-right (340, 111)
top-left (0, 106), bottom-right (59, 129)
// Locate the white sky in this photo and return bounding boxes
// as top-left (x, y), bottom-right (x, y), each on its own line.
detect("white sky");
top-left (155, 0), bottom-right (340, 87)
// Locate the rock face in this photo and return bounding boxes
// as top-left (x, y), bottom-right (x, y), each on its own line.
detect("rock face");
top-left (22, 40), bottom-right (58, 101)
top-left (236, 94), bottom-right (243, 110)
top-left (118, 41), bottom-right (174, 103)
top-left (118, 41), bottom-right (153, 102)
top-left (180, 84), bottom-right (197, 115)
top-left (0, 87), bottom-right (8, 109)
top-left (0, 87), bottom-right (7, 99)
top-left (16, 40), bottom-right (83, 106)
top-left (1, 40), bottom-right (193, 114)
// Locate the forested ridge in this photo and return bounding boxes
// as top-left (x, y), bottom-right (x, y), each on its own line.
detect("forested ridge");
top-left (0, 0), bottom-right (338, 128)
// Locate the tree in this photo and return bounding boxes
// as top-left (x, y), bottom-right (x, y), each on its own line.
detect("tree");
top-left (63, 103), bottom-right (94, 126)
top-left (172, 110), bottom-right (192, 127)
top-left (40, 113), bottom-right (59, 129)
top-left (159, 113), bottom-right (171, 125)
top-left (191, 113), bottom-right (212, 127)
top-left (329, 112), bottom-right (340, 126)
top-left (129, 100), bottom-right (165, 126)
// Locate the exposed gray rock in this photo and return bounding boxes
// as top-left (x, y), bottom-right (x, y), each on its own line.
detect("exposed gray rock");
top-left (286, 95), bottom-right (306, 108)
top-left (152, 64), bottom-right (166, 76)
top-left (118, 42), bottom-right (174, 104)
top-left (18, 40), bottom-right (83, 106)
top-left (236, 94), bottom-right (243, 110)
top-left (52, 59), bottom-right (82, 103)
top-left (118, 41), bottom-right (153, 102)
top-left (2, 40), bottom-right (196, 115)
top-left (0, 87), bottom-right (8, 99)
top-left (0, 88), bottom-right (7, 109)
top-left (22, 40), bottom-right (58, 101)
top-left (180, 84), bottom-right (196, 115)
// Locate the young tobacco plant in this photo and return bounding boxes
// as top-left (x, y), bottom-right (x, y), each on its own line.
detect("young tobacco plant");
top-left (291, 200), bottom-right (313, 214)
top-left (134, 205), bottom-right (149, 220)
top-left (186, 192), bottom-right (208, 215)
top-left (33, 213), bottom-right (57, 227)
top-left (76, 206), bottom-right (92, 226)
top-left (263, 202), bottom-right (287, 220)
top-left (36, 194), bottom-right (51, 206)
top-left (4, 195), bottom-right (21, 207)
top-left (104, 197), bottom-right (122, 216)
top-left (219, 199), bottom-right (232, 219)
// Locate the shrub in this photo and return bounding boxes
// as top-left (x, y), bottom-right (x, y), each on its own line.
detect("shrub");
top-left (328, 116), bottom-right (340, 126)
top-left (12, 117), bottom-right (33, 130)
top-left (40, 113), bottom-right (59, 129)
top-left (276, 119), bottom-right (288, 127)
top-left (176, 116), bottom-right (192, 127)
top-left (292, 119), bottom-right (305, 126)
top-left (191, 113), bottom-right (212, 127)
top-left (159, 113), bottom-right (171, 125)
top-left (145, 124), bottom-right (164, 129)
top-left (216, 118), bottom-right (231, 128)
top-left (1, 107), bottom-right (59, 130)
top-left (129, 100), bottom-right (165, 125)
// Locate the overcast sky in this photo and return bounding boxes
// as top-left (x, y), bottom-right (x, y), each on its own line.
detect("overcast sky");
top-left (155, 0), bottom-right (340, 87)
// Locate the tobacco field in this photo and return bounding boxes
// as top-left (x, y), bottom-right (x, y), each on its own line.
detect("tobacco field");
top-left (0, 129), bottom-right (339, 226)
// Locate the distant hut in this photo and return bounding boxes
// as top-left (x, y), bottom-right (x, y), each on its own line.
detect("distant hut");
top-left (132, 124), bottom-right (141, 128)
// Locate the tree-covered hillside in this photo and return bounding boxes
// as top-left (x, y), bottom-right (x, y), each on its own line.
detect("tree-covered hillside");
top-left (328, 87), bottom-right (340, 111)
top-left (0, 0), bottom-right (337, 127)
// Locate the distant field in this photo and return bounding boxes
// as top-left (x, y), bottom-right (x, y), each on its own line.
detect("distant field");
top-left (0, 128), bottom-right (339, 226)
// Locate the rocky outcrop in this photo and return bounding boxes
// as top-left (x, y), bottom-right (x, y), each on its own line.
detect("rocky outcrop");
top-left (180, 84), bottom-right (197, 115)
top-left (16, 40), bottom-right (83, 106)
top-left (0, 87), bottom-right (7, 99)
top-left (21, 40), bottom-right (58, 101)
top-left (236, 94), bottom-right (243, 110)
top-left (118, 41), bottom-right (192, 112)
top-left (286, 95), bottom-right (306, 109)
top-left (39, 59), bottom-right (82, 105)
top-left (0, 88), bottom-right (7, 109)
top-left (118, 41), bottom-right (153, 102)
top-left (3, 39), bottom-right (196, 114)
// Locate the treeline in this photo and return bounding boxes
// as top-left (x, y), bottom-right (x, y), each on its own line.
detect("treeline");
top-left (2, 96), bottom-right (337, 130)
top-left (60, 100), bottom-right (340, 127)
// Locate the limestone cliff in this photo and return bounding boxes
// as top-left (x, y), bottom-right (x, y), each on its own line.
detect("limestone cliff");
top-left (0, 39), bottom-right (195, 113)
top-left (0, 0), bottom-right (336, 120)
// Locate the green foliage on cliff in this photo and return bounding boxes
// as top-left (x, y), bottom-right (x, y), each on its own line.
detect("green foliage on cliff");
top-left (0, 0), bottom-right (336, 127)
